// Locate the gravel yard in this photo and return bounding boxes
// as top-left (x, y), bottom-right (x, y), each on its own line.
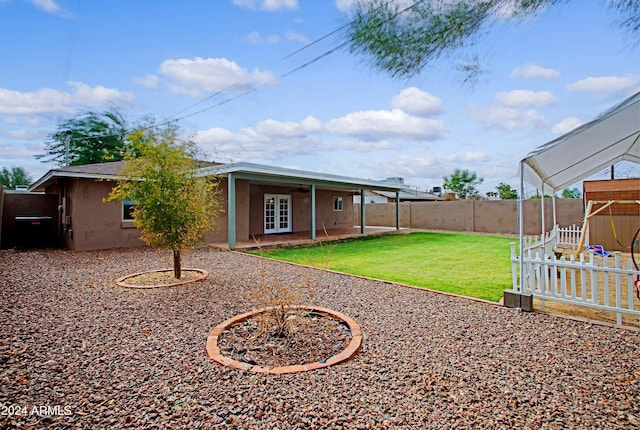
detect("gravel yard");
top-left (1, 247), bottom-right (639, 429)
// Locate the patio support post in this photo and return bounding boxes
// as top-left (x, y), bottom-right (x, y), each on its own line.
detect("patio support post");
top-left (519, 161), bottom-right (525, 293)
top-left (310, 184), bottom-right (316, 240)
top-left (227, 172), bottom-right (236, 250)
top-left (360, 189), bottom-right (365, 234)
top-left (396, 191), bottom-right (400, 230)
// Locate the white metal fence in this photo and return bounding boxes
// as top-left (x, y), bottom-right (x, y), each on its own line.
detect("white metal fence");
top-left (511, 225), bottom-right (639, 326)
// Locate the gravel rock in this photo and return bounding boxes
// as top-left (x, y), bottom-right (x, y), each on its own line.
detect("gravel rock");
top-left (1, 247), bottom-right (639, 429)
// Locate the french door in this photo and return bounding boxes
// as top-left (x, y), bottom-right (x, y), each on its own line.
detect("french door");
top-left (264, 194), bottom-right (292, 234)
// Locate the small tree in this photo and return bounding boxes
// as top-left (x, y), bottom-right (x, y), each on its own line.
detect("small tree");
top-left (443, 169), bottom-right (483, 200)
top-left (561, 187), bottom-right (581, 198)
top-left (496, 182), bottom-right (518, 200)
top-left (0, 167), bottom-right (32, 189)
top-left (107, 125), bottom-right (222, 278)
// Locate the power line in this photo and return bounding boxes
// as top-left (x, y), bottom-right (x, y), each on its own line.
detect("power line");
top-left (52, 1), bottom-right (426, 142)
top-left (158, 0), bottom-right (425, 126)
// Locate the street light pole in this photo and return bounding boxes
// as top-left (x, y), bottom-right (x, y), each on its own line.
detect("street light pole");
top-left (64, 130), bottom-right (72, 166)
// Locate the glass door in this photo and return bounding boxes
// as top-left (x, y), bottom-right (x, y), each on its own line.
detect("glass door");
top-left (264, 194), bottom-right (291, 234)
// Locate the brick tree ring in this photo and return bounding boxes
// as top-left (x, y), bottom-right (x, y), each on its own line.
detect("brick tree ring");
top-left (206, 306), bottom-right (363, 374)
top-left (115, 268), bottom-right (209, 289)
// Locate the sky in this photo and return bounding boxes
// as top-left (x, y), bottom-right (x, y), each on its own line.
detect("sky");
top-left (1, 0), bottom-right (639, 196)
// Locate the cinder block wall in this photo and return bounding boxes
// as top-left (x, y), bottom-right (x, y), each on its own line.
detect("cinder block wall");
top-left (355, 199), bottom-right (584, 236)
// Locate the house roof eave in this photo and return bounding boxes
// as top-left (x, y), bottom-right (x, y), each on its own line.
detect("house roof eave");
top-left (201, 162), bottom-right (405, 192)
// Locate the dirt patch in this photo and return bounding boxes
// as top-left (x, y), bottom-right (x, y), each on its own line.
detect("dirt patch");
top-left (116, 268), bottom-right (208, 288)
top-left (218, 309), bottom-right (352, 368)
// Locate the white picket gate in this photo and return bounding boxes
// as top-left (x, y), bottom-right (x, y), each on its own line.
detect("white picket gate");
top-left (510, 226), bottom-right (640, 326)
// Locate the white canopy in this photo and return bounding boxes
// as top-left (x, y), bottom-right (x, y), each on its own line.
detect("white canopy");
top-left (522, 91), bottom-right (640, 191)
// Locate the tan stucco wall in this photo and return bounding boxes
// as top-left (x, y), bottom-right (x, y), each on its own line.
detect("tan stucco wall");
top-left (202, 178), bottom-right (249, 243)
top-left (49, 177), bottom-right (355, 250)
top-left (248, 185), bottom-right (354, 236)
top-left (68, 179), bottom-right (145, 251)
top-left (355, 199), bottom-right (584, 235)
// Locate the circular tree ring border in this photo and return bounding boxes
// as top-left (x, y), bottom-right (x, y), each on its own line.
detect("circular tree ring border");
top-left (207, 305), bottom-right (363, 374)
top-left (116, 268), bottom-right (208, 289)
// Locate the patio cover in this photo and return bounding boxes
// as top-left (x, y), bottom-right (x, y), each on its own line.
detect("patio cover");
top-left (521, 91), bottom-right (640, 192)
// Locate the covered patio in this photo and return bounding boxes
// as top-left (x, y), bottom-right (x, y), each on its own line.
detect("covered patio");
top-left (210, 226), bottom-right (408, 250)
top-left (200, 162), bottom-right (407, 250)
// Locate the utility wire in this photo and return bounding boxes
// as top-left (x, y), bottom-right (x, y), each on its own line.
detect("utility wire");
top-left (54, 1), bottom-right (424, 139)
top-left (159, 0), bottom-right (425, 126)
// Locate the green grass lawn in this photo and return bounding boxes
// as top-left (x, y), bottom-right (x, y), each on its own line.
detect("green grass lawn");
top-left (249, 232), bottom-right (515, 302)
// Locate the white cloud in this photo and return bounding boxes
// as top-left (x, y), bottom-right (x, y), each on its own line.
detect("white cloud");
top-left (67, 82), bottom-right (134, 106)
top-left (0, 82), bottom-right (134, 115)
top-left (196, 125), bottom-right (329, 162)
top-left (285, 30), bottom-right (310, 45)
top-left (254, 116), bottom-right (323, 137)
top-left (566, 75), bottom-right (639, 96)
top-left (469, 105), bottom-right (547, 130)
top-left (391, 87), bottom-right (444, 116)
top-left (463, 151), bottom-right (489, 162)
top-left (551, 116), bottom-right (582, 135)
top-left (325, 109), bottom-right (446, 140)
top-left (340, 139), bottom-right (395, 151)
top-left (245, 31), bottom-right (280, 45)
top-left (158, 57), bottom-right (277, 96)
top-left (334, 0), bottom-right (358, 12)
top-left (31, 0), bottom-right (68, 15)
top-left (133, 74), bottom-right (161, 89)
top-left (495, 90), bottom-right (556, 108)
top-left (510, 63), bottom-right (560, 79)
top-left (364, 151), bottom-right (455, 180)
top-left (233, 0), bottom-right (297, 11)
top-left (245, 30), bottom-right (307, 45)
top-left (6, 129), bottom-right (44, 140)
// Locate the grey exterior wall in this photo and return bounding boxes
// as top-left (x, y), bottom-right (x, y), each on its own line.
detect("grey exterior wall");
top-left (355, 199), bottom-right (584, 235)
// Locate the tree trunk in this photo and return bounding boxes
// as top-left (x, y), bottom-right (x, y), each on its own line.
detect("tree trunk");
top-left (173, 249), bottom-right (181, 279)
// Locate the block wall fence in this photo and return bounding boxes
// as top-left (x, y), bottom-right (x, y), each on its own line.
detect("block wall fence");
top-left (354, 198), bottom-right (585, 236)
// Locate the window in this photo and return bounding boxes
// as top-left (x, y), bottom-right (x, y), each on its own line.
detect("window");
top-left (333, 196), bottom-right (343, 211)
top-left (123, 199), bottom-right (135, 220)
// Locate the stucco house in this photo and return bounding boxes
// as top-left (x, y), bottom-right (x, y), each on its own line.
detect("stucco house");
top-left (25, 161), bottom-right (405, 251)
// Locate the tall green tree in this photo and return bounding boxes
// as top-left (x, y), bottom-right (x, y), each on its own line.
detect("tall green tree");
top-left (38, 109), bottom-right (128, 166)
top-left (346, 0), bottom-right (640, 81)
top-left (496, 182), bottom-right (518, 200)
top-left (443, 169), bottom-right (483, 199)
top-left (106, 125), bottom-right (222, 279)
top-left (561, 187), bottom-right (581, 198)
top-left (0, 166), bottom-right (32, 189)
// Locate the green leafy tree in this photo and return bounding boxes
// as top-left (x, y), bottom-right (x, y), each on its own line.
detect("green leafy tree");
top-left (496, 182), bottom-right (518, 200)
top-left (561, 187), bottom-right (581, 198)
top-left (0, 166), bottom-right (32, 189)
top-left (346, 0), bottom-right (639, 81)
top-left (107, 125), bottom-right (222, 279)
top-left (38, 109), bottom-right (128, 166)
top-left (443, 169), bottom-right (483, 199)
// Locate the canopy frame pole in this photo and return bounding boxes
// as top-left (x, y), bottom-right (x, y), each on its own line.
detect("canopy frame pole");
top-left (540, 181), bottom-right (546, 257)
top-left (519, 161), bottom-right (526, 294)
